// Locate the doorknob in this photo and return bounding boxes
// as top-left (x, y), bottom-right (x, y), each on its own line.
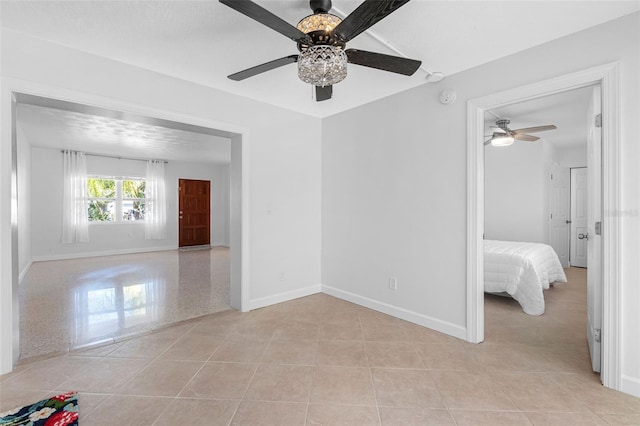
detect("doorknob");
top-left (578, 233), bottom-right (589, 240)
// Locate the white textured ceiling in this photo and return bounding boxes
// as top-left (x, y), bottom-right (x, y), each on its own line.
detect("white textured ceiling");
top-left (485, 86), bottom-right (594, 150)
top-left (17, 103), bottom-right (232, 164)
top-left (2, 1), bottom-right (639, 118)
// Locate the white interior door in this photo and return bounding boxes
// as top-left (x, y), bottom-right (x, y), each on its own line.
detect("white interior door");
top-left (587, 85), bottom-right (603, 374)
top-left (570, 168), bottom-right (588, 267)
top-left (548, 165), bottom-right (570, 267)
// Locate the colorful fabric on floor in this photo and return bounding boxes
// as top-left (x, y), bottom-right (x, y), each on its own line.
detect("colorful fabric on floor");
top-left (0, 392), bottom-right (78, 425)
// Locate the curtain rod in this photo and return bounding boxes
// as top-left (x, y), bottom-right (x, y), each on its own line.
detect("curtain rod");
top-left (61, 150), bottom-right (168, 164)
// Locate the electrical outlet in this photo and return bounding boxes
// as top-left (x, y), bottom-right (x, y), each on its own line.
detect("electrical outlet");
top-left (280, 272), bottom-right (286, 282)
top-left (389, 277), bottom-right (398, 291)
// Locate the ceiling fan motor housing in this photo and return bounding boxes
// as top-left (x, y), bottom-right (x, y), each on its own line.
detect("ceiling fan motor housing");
top-left (495, 119), bottom-right (511, 132)
top-left (310, 0), bottom-right (332, 14)
top-left (296, 28), bottom-right (345, 52)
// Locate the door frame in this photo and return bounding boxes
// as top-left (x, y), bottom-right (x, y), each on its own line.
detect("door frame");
top-left (1, 78), bottom-right (252, 374)
top-left (466, 63), bottom-right (621, 390)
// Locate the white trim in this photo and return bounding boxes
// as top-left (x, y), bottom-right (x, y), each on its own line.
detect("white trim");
top-left (249, 285), bottom-right (321, 311)
top-left (599, 63), bottom-right (622, 391)
top-left (241, 134), bottom-right (251, 312)
top-left (466, 62), bottom-right (622, 390)
top-left (466, 99), bottom-right (484, 343)
top-left (323, 284), bottom-right (467, 340)
top-left (1, 77), bottom-right (251, 373)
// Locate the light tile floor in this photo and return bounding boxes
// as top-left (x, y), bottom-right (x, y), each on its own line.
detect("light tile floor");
top-left (2, 266), bottom-right (640, 425)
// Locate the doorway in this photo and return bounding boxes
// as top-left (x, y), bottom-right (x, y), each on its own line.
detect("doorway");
top-left (179, 178), bottom-right (211, 247)
top-left (2, 87), bottom-right (250, 374)
top-left (484, 84), bottom-right (602, 375)
top-left (467, 63), bottom-right (622, 391)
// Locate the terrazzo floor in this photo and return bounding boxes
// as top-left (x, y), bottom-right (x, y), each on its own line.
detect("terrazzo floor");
top-left (17, 246), bottom-right (230, 360)
top-left (2, 263), bottom-right (640, 425)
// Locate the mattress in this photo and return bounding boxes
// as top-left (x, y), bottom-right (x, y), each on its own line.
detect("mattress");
top-left (484, 240), bottom-right (567, 315)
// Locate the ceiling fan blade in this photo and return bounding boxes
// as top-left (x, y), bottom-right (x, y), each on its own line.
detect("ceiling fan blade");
top-left (512, 125), bottom-right (557, 134)
top-left (228, 55), bottom-right (299, 81)
top-left (345, 49), bottom-right (421, 76)
top-left (334, 0), bottom-right (411, 42)
top-left (316, 85), bottom-right (333, 102)
top-left (514, 134), bottom-right (540, 142)
top-left (219, 0), bottom-right (310, 43)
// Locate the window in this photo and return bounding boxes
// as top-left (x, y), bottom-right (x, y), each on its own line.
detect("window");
top-left (87, 177), bottom-right (146, 222)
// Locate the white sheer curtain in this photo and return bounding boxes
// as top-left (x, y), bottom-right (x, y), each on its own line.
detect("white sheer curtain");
top-left (61, 150), bottom-right (89, 243)
top-left (145, 160), bottom-right (167, 240)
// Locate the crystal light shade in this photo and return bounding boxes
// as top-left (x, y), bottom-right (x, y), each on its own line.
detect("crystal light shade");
top-left (297, 13), bottom-right (342, 33)
top-left (298, 45), bottom-right (348, 86)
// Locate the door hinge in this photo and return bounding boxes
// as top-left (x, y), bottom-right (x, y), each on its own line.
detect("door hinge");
top-left (550, 213), bottom-right (553, 219)
top-left (595, 221), bottom-right (602, 235)
top-left (595, 328), bottom-right (601, 343)
top-left (550, 173), bottom-right (553, 180)
top-left (595, 113), bottom-right (602, 128)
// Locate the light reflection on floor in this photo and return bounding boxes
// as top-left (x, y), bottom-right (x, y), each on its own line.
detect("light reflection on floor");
top-left (18, 247), bottom-right (230, 361)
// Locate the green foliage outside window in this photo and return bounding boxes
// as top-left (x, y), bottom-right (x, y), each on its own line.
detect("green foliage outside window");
top-left (122, 180), bottom-right (146, 221)
top-left (88, 178), bottom-right (115, 222)
top-left (88, 178), bottom-right (115, 198)
top-left (87, 177), bottom-right (146, 222)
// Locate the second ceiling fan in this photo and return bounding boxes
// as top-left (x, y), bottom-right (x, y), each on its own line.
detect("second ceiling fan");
top-left (486, 119), bottom-right (557, 147)
top-left (220, 0), bottom-right (422, 101)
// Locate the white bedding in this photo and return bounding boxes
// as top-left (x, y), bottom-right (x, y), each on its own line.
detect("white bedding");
top-left (484, 240), bottom-right (567, 315)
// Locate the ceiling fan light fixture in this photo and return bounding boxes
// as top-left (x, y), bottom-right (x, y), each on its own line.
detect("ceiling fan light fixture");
top-left (490, 133), bottom-right (515, 147)
top-left (297, 13), bottom-right (342, 33)
top-left (298, 45), bottom-right (347, 86)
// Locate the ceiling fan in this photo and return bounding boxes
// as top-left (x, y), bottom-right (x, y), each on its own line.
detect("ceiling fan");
top-left (219, 0), bottom-right (422, 101)
top-left (485, 119), bottom-right (557, 147)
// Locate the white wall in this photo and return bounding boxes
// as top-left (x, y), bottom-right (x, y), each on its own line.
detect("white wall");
top-left (0, 29), bottom-right (321, 374)
top-left (484, 138), bottom-right (586, 244)
top-left (484, 141), bottom-right (546, 243)
top-left (322, 93), bottom-right (468, 337)
top-left (322, 12), bottom-right (640, 395)
top-left (556, 145), bottom-right (588, 168)
top-left (29, 147), bottom-right (230, 260)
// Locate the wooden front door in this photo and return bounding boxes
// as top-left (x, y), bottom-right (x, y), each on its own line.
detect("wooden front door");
top-left (178, 179), bottom-right (210, 247)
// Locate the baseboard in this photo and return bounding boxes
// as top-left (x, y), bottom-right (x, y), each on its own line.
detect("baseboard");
top-left (19, 261), bottom-right (33, 284)
top-left (179, 245), bottom-right (212, 251)
top-left (321, 284), bottom-right (467, 340)
top-left (211, 242), bottom-right (229, 247)
top-left (621, 374), bottom-right (640, 398)
top-left (249, 284), bottom-right (322, 311)
top-left (32, 246), bottom-right (177, 262)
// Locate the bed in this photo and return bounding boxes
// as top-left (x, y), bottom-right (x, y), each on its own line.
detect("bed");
top-left (484, 240), bottom-right (567, 315)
